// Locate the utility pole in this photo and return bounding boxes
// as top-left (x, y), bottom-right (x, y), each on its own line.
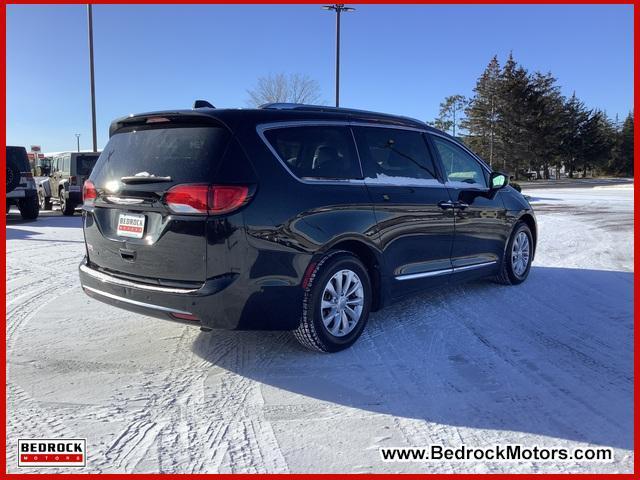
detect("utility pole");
top-left (87, 5), bottom-right (98, 152)
top-left (322, 5), bottom-right (355, 107)
top-left (75, 133), bottom-right (81, 152)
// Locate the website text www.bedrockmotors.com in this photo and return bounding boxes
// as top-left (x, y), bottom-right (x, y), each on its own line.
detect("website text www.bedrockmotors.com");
top-left (380, 444), bottom-right (613, 462)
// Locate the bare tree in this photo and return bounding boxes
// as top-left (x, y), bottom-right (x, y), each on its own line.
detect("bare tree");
top-left (247, 73), bottom-right (324, 106)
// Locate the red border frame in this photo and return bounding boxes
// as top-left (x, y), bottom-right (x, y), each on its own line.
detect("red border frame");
top-left (2, 1), bottom-right (637, 477)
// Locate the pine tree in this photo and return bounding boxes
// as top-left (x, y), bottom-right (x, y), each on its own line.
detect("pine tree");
top-left (526, 71), bottom-right (565, 179)
top-left (496, 53), bottom-right (532, 178)
top-left (609, 112), bottom-right (634, 176)
top-left (558, 93), bottom-right (590, 178)
top-left (578, 110), bottom-right (616, 176)
top-left (463, 56), bottom-right (501, 167)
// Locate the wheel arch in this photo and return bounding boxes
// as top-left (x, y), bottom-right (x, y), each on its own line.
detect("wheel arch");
top-left (323, 238), bottom-right (384, 312)
top-left (518, 213), bottom-right (537, 259)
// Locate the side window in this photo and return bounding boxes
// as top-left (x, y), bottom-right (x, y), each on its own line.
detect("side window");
top-left (431, 136), bottom-right (487, 188)
top-left (353, 127), bottom-right (439, 184)
top-left (263, 126), bottom-right (361, 180)
top-left (63, 155), bottom-right (70, 173)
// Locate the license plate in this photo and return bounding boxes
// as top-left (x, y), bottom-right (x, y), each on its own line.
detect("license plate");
top-left (117, 213), bottom-right (146, 239)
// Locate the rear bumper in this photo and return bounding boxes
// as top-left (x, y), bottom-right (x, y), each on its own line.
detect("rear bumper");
top-left (67, 190), bottom-right (82, 204)
top-left (7, 188), bottom-right (37, 200)
top-left (78, 257), bottom-right (244, 329)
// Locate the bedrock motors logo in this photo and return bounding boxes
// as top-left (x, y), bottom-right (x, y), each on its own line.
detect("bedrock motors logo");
top-left (18, 439), bottom-right (86, 467)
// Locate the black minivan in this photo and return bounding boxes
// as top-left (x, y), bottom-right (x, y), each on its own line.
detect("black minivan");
top-left (79, 103), bottom-right (536, 352)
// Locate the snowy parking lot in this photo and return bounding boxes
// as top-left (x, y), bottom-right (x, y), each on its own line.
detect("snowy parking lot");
top-left (6, 182), bottom-right (633, 473)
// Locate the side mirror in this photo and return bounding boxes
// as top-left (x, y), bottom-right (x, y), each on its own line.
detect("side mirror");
top-left (490, 172), bottom-right (509, 190)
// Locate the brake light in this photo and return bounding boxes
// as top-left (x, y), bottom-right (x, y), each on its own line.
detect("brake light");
top-left (165, 184), bottom-right (209, 214)
top-left (83, 180), bottom-right (97, 205)
top-left (70, 176), bottom-right (77, 186)
top-left (164, 184), bottom-right (249, 215)
top-left (210, 185), bottom-right (249, 214)
top-left (21, 172), bottom-right (33, 179)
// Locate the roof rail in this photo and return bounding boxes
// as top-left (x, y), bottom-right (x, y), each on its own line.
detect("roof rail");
top-left (259, 103), bottom-right (427, 128)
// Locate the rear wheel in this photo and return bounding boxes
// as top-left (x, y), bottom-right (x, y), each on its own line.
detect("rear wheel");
top-left (496, 221), bottom-right (533, 285)
top-left (18, 196), bottom-right (39, 220)
top-left (60, 190), bottom-right (75, 216)
top-left (294, 251), bottom-right (371, 353)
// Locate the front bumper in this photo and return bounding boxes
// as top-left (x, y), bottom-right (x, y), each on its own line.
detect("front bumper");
top-left (78, 257), bottom-right (243, 329)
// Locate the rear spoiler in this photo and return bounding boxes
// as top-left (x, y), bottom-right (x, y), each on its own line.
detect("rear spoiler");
top-left (109, 111), bottom-right (227, 137)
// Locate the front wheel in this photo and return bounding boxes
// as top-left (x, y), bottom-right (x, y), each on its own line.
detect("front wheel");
top-left (294, 251), bottom-right (372, 353)
top-left (496, 221), bottom-right (533, 285)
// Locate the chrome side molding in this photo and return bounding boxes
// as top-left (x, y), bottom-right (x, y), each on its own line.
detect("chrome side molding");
top-left (396, 260), bottom-right (497, 281)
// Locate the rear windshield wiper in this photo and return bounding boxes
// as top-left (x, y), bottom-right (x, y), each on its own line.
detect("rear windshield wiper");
top-left (120, 175), bottom-right (173, 184)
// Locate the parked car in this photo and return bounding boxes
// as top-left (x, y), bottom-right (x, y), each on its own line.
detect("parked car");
top-left (6, 146), bottom-right (39, 220)
top-left (38, 151), bottom-right (100, 214)
top-left (79, 102), bottom-right (537, 352)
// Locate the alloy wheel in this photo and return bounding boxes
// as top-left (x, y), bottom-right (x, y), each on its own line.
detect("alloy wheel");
top-left (511, 231), bottom-right (530, 277)
top-left (320, 269), bottom-right (364, 337)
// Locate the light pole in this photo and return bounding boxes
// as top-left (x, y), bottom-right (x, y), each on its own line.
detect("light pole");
top-left (322, 4), bottom-right (355, 108)
top-left (87, 5), bottom-right (98, 152)
top-left (75, 133), bottom-right (81, 152)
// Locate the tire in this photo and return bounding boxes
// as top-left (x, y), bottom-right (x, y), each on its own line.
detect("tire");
top-left (39, 190), bottom-right (52, 211)
top-left (60, 189), bottom-right (75, 216)
top-left (6, 160), bottom-right (20, 193)
top-left (294, 250), bottom-right (372, 353)
top-left (496, 221), bottom-right (533, 285)
top-left (18, 195), bottom-right (39, 220)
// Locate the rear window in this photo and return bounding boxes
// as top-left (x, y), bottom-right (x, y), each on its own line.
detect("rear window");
top-left (90, 126), bottom-right (230, 186)
top-left (6, 147), bottom-right (30, 171)
top-left (263, 126), bottom-right (362, 180)
top-left (76, 154), bottom-right (100, 176)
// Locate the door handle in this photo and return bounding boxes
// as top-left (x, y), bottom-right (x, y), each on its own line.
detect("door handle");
top-left (438, 200), bottom-right (455, 209)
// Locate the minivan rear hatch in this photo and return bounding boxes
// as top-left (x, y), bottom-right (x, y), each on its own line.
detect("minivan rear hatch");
top-left (84, 116), bottom-right (231, 285)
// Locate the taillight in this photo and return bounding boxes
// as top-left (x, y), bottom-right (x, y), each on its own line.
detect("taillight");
top-left (165, 184), bottom-right (210, 214)
top-left (70, 176), bottom-right (77, 186)
top-left (164, 184), bottom-right (249, 215)
top-left (83, 180), bottom-right (97, 205)
top-left (210, 185), bottom-right (249, 214)
top-left (21, 172), bottom-right (33, 179)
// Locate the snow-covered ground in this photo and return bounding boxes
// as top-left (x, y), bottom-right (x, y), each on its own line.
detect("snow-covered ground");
top-left (6, 184), bottom-right (633, 473)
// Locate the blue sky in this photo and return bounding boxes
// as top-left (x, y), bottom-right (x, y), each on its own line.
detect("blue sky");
top-left (6, 4), bottom-right (634, 152)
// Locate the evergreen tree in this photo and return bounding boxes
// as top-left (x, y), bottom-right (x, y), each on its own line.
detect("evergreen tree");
top-left (463, 56), bottom-right (501, 167)
top-left (609, 112), bottom-right (634, 176)
top-left (496, 53), bottom-right (532, 178)
top-left (558, 93), bottom-right (590, 178)
top-left (578, 110), bottom-right (616, 176)
top-left (526, 71), bottom-right (565, 179)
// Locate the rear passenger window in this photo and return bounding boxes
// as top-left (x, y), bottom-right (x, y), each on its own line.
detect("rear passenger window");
top-left (263, 126), bottom-right (361, 180)
top-left (353, 127), bottom-right (439, 185)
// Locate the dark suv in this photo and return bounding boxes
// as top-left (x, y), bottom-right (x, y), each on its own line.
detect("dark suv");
top-left (79, 103), bottom-right (536, 352)
top-left (6, 146), bottom-right (39, 220)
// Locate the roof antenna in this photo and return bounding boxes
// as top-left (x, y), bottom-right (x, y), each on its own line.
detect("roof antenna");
top-left (193, 100), bottom-right (215, 109)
